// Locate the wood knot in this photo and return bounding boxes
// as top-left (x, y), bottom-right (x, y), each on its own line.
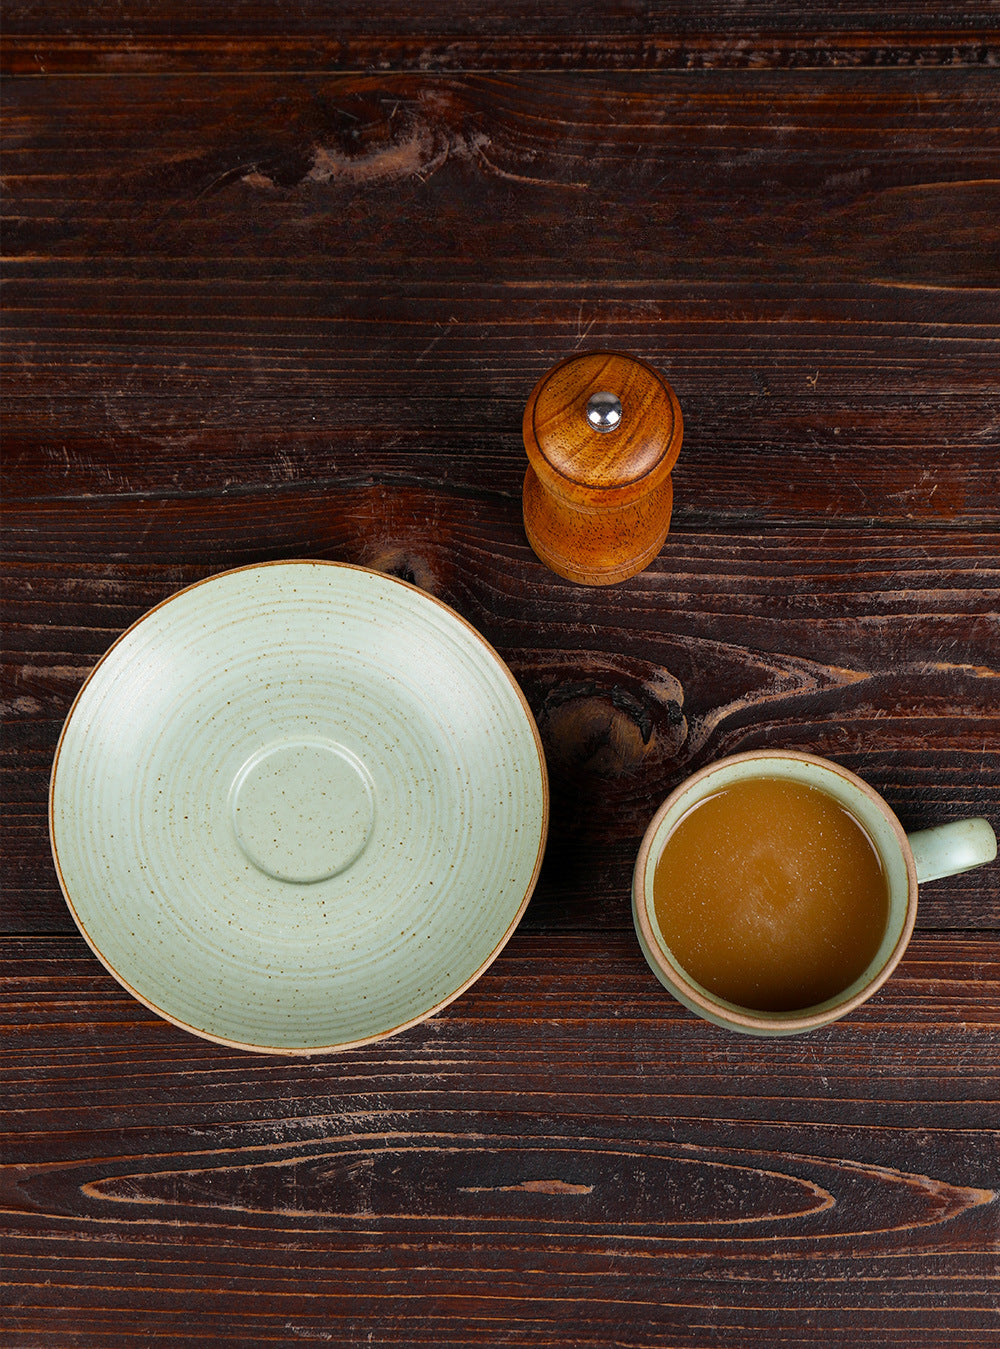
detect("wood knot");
top-left (306, 89), bottom-right (445, 187)
top-left (542, 684), bottom-right (654, 779)
top-left (369, 549), bottom-right (437, 594)
top-left (330, 91), bottom-right (408, 158)
top-left (532, 665), bottom-right (687, 783)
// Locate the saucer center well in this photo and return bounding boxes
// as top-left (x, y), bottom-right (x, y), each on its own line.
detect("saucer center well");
top-left (230, 741), bottom-right (375, 884)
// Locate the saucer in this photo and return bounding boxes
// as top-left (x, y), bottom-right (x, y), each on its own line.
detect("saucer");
top-left (50, 561), bottom-right (549, 1053)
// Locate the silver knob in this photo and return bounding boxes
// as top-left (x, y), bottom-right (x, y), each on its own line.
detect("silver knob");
top-left (585, 391), bottom-right (622, 433)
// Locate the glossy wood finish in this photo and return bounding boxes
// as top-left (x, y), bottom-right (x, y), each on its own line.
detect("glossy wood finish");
top-left (522, 351), bottom-right (683, 584)
top-left (2, 5), bottom-right (999, 1346)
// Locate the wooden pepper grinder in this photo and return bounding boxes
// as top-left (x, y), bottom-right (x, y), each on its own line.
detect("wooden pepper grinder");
top-left (522, 350), bottom-right (683, 585)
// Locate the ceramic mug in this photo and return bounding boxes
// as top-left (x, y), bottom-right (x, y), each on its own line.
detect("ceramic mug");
top-left (632, 750), bottom-right (997, 1036)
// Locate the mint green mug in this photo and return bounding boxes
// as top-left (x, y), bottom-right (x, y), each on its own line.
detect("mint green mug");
top-left (632, 751), bottom-right (997, 1036)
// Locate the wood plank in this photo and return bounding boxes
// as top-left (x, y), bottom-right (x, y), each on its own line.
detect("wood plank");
top-left (2, 931), bottom-right (998, 1348)
top-left (5, 72), bottom-right (999, 281)
top-left (3, 391), bottom-right (999, 528)
top-left (3, 3), bottom-right (999, 74)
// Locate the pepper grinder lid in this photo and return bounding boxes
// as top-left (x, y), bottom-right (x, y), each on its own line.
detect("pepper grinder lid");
top-left (521, 350), bottom-right (683, 584)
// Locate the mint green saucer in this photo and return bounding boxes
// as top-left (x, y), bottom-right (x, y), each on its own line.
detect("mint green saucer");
top-left (50, 561), bottom-right (549, 1053)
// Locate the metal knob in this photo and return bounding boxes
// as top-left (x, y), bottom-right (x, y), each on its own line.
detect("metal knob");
top-left (586, 391), bottom-right (622, 433)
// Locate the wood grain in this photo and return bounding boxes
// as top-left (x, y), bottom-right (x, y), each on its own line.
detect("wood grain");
top-left (521, 350), bottom-right (682, 584)
top-left (3, 2), bottom-right (999, 74)
top-left (2, 932), bottom-right (999, 1348)
top-left (6, 71), bottom-right (1000, 279)
top-left (5, 69), bottom-right (999, 533)
top-left (2, 4), bottom-right (999, 1345)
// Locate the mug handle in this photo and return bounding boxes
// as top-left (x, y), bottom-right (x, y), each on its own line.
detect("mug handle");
top-left (907, 818), bottom-right (997, 884)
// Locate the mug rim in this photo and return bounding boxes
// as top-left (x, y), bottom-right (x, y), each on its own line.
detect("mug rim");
top-left (633, 750), bottom-right (919, 1033)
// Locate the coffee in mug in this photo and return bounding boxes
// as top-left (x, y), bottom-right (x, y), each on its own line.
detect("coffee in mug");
top-left (633, 751), bottom-right (997, 1035)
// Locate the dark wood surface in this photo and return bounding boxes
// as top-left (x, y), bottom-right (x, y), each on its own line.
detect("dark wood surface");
top-left (3, 6), bottom-right (999, 1345)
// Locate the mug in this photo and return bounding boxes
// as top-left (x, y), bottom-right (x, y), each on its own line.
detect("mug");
top-left (632, 750), bottom-right (997, 1036)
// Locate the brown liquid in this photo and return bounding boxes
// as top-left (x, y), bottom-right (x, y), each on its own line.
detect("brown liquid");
top-left (652, 776), bottom-right (889, 1012)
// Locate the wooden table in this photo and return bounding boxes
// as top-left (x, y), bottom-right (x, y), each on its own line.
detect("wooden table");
top-left (3, 6), bottom-right (999, 1345)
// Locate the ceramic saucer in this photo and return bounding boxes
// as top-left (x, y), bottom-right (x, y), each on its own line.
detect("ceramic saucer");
top-left (50, 561), bottom-right (549, 1053)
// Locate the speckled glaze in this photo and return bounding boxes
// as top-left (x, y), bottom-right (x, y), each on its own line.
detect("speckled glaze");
top-left (50, 561), bottom-right (549, 1054)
